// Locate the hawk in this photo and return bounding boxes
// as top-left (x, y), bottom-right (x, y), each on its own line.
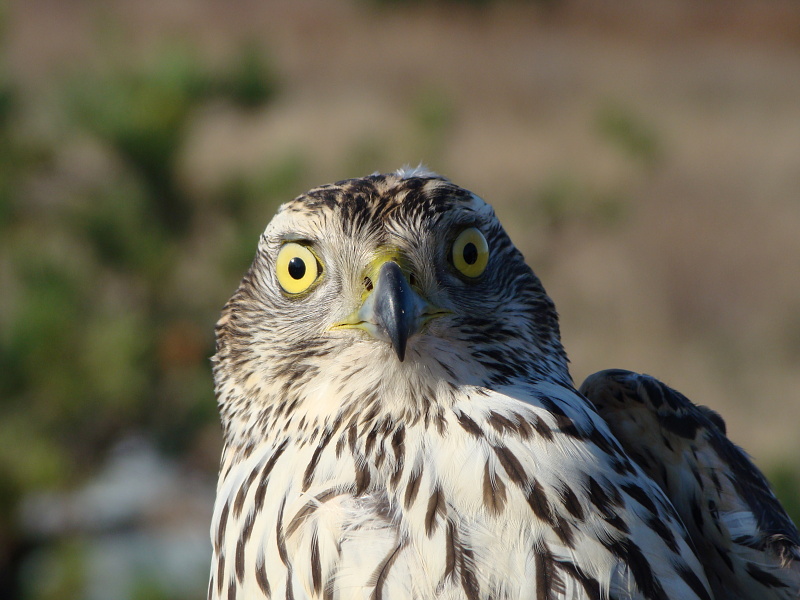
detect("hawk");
top-left (209, 168), bottom-right (794, 599)
top-left (580, 369), bottom-right (800, 600)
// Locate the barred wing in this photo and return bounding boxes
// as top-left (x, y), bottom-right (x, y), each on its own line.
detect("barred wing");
top-left (580, 369), bottom-right (800, 600)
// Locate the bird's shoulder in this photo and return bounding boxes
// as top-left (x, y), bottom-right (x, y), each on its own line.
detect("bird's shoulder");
top-left (580, 368), bottom-right (800, 600)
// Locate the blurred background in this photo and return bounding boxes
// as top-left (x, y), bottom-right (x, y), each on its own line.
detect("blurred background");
top-left (1, 0), bottom-right (799, 598)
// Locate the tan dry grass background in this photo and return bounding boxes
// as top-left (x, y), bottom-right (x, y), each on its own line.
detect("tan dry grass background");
top-left (10, 0), bottom-right (800, 464)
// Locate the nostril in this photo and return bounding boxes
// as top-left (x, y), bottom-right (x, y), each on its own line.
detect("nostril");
top-left (409, 273), bottom-right (418, 288)
top-left (364, 276), bottom-right (374, 291)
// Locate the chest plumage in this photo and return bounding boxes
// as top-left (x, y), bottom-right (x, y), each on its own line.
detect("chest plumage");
top-left (209, 169), bottom-right (714, 600)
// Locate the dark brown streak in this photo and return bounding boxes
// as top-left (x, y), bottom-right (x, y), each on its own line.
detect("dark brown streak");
top-left (228, 579), bottom-right (237, 600)
top-left (216, 554), bottom-right (225, 595)
top-left (235, 534), bottom-right (246, 583)
top-left (348, 421), bottom-right (358, 453)
top-left (536, 547), bottom-right (561, 600)
top-left (355, 460), bottom-right (372, 495)
top-left (285, 571), bottom-right (295, 600)
top-left (286, 487), bottom-right (344, 541)
top-left (459, 544), bottom-right (480, 600)
top-left (371, 541), bottom-right (406, 600)
top-left (487, 411), bottom-right (517, 435)
top-left (335, 433), bottom-right (346, 458)
top-left (556, 560), bottom-right (601, 600)
top-left (233, 463), bottom-right (261, 518)
top-left (483, 461), bottom-right (507, 515)
top-left (621, 483), bottom-right (658, 515)
top-left (254, 439), bottom-right (290, 512)
top-left (302, 428), bottom-right (334, 492)
top-left (287, 500), bottom-right (319, 538)
top-left (510, 411), bottom-right (535, 439)
top-left (435, 410), bottom-right (448, 435)
top-left (456, 412), bottom-right (484, 438)
top-left (425, 487), bottom-right (445, 536)
top-left (255, 557), bottom-right (271, 596)
top-left (374, 441), bottom-right (387, 470)
top-left (531, 416), bottom-right (554, 441)
top-left (323, 581), bottom-right (334, 600)
top-left (389, 426), bottom-right (405, 490)
top-left (311, 533), bottom-right (322, 595)
top-left (241, 510), bottom-right (256, 545)
top-left (527, 480), bottom-right (555, 526)
top-left (587, 476), bottom-right (624, 518)
top-left (559, 483), bottom-right (585, 521)
top-left (276, 497), bottom-right (293, 600)
top-left (216, 501), bottom-right (230, 554)
top-left (404, 469), bottom-right (422, 509)
top-left (444, 520), bottom-right (456, 581)
top-left (553, 514), bottom-right (576, 548)
top-left (745, 562), bottom-right (788, 588)
top-left (493, 444), bottom-right (528, 488)
top-left (676, 563), bottom-right (713, 600)
top-left (364, 422), bottom-right (380, 457)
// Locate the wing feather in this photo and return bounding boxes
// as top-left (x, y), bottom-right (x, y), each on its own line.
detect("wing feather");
top-left (581, 368), bottom-right (800, 600)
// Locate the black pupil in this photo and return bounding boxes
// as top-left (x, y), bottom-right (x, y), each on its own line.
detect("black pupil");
top-left (463, 242), bottom-right (478, 265)
top-left (288, 257), bottom-right (307, 280)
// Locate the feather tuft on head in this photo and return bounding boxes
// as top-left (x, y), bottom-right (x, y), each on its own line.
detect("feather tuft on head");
top-left (392, 164), bottom-right (444, 180)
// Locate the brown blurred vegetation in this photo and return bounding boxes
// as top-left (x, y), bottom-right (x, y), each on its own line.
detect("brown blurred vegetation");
top-left (1, 0), bottom-right (800, 598)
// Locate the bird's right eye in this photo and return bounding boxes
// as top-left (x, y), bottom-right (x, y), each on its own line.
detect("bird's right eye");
top-left (276, 243), bottom-right (321, 294)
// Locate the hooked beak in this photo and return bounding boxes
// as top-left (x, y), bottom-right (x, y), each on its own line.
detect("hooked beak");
top-left (331, 259), bottom-right (448, 361)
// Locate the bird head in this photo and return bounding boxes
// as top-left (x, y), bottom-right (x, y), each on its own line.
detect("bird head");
top-left (213, 169), bottom-right (569, 439)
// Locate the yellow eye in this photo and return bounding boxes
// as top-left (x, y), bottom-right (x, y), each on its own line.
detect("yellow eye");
top-left (452, 227), bottom-right (489, 278)
top-left (276, 243), bottom-right (321, 294)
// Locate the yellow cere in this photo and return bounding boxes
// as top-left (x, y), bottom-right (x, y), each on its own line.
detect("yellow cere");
top-left (276, 242), bottom-right (320, 294)
top-left (452, 227), bottom-right (489, 278)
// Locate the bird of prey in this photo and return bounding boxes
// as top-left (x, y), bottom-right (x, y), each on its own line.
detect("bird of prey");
top-left (208, 167), bottom-right (780, 599)
top-left (580, 369), bottom-right (800, 600)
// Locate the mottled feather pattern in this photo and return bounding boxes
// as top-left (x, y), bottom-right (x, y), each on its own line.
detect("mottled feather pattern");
top-left (210, 171), bottom-right (714, 599)
top-left (581, 369), bottom-right (800, 600)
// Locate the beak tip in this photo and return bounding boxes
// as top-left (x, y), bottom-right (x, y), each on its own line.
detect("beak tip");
top-left (390, 331), bottom-right (408, 362)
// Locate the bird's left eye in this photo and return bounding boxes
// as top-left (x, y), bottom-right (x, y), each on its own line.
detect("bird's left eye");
top-left (452, 227), bottom-right (489, 278)
top-left (276, 243), bottom-right (321, 294)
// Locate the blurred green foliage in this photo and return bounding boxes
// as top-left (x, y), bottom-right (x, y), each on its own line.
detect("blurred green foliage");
top-left (768, 463), bottom-right (800, 529)
top-left (22, 539), bottom-right (87, 600)
top-left (412, 87), bottom-right (457, 160)
top-left (595, 100), bottom-right (663, 169)
top-left (0, 42), bottom-right (285, 598)
top-left (533, 172), bottom-right (629, 232)
top-left (65, 45), bottom-right (278, 236)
